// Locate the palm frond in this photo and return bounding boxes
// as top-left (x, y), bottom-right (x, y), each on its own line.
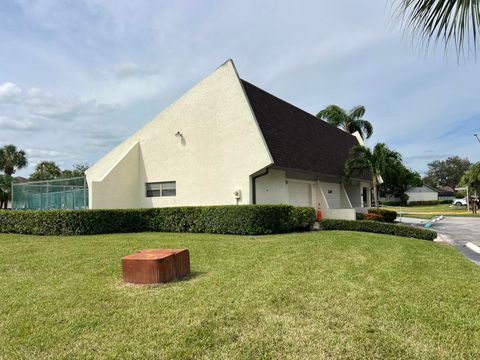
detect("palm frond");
top-left (395, 0), bottom-right (480, 56)
top-left (348, 105), bottom-right (366, 119)
top-left (316, 105), bottom-right (347, 127)
top-left (349, 119), bottom-right (374, 139)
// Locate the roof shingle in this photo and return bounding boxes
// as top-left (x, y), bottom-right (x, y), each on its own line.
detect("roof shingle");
top-left (241, 79), bottom-right (363, 179)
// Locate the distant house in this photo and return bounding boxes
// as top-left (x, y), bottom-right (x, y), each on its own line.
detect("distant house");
top-left (437, 186), bottom-right (456, 201)
top-left (404, 184), bottom-right (439, 203)
top-left (381, 183), bottom-right (445, 204)
top-left (86, 59), bottom-right (372, 220)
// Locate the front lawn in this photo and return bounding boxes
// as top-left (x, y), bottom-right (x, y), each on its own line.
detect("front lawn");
top-left (383, 203), bottom-right (480, 218)
top-left (1, 231), bottom-right (479, 359)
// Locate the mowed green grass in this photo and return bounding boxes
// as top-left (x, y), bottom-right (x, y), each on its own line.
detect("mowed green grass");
top-left (1, 231), bottom-right (479, 359)
top-left (383, 203), bottom-right (480, 217)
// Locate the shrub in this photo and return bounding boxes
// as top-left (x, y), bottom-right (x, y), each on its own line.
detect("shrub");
top-left (381, 201), bottom-right (402, 206)
top-left (455, 191), bottom-right (466, 199)
top-left (408, 200), bottom-right (451, 206)
top-left (367, 208), bottom-right (397, 223)
top-left (399, 193), bottom-right (409, 206)
top-left (319, 219), bottom-right (436, 241)
top-left (0, 205), bottom-right (316, 236)
top-left (441, 199), bottom-right (454, 204)
top-left (355, 212), bottom-right (365, 220)
top-left (363, 213), bottom-right (384, 221)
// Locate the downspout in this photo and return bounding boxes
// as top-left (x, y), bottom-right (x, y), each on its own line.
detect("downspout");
top-left (252, 167), bottom-right (269, 204)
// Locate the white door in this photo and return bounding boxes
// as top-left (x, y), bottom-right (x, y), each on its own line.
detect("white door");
top-left (288, 181), bottom-right (312, 207)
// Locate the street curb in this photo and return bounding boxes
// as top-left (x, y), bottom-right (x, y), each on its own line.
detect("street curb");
top-left (434, 233), bottom-right (454, 245)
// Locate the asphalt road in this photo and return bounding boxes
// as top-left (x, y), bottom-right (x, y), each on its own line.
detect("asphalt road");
top-left (432, 217), bottom-right (480, 265)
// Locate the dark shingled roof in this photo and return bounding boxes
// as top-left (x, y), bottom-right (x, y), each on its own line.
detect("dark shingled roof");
top-left (241, 79), bottom-right (363, 179)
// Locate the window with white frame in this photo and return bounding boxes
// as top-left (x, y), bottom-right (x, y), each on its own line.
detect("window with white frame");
top-left (146, 181), bottom-right (176, 197)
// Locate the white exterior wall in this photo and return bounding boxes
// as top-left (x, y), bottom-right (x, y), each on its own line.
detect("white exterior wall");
top-left (86, 60), bottom-right (273, 209)
top-left (255, 169), bottom-right (288, 204)
top-left (89, 142), bottom-right (140, 209)
top-left (406, 191), bottom-right (438, 203)
top-left (345, 183), bottom-right (361, 208)
top-left (255, 170), bottom-right (356, 220)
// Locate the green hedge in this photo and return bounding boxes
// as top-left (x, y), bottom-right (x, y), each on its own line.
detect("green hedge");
top-left (381, 201), bottom-right (402, 206)
top-left (367, 208), bottom-right (397, 223)
top-left (0, 205), bottom-right (316, 236)
top-left (381, 200), bottom-right (452, 207)
top-left (319, 219), bottom-right (436, 241)
top-left (408, 200), bottom-right (452, 206)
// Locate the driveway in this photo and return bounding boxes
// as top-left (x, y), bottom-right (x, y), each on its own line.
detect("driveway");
top-left (432, 217), bottom-right (480, 265)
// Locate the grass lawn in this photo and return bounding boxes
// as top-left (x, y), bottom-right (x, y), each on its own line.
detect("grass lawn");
top-left (1, 231), bottom-right (480, 359)
top-left (382, 204), bottom-right (480, 218)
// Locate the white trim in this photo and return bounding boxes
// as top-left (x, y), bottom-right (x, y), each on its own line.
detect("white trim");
top-left (231, 59), bottom-right (274, 166)
top-left (98, 141), bottom-right (139, 182)
top-left (351, 131), bottom-right (365, 146)
top-left (341, 184), bottom-right (353, 208)
top-left (316, 180), bottom-right (331, 210)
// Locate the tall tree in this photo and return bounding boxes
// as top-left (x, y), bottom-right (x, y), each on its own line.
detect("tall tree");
top-left (0, 144), bottom-right (28, 176)
top-left (316, 105), bottom-right (373, 139)
top-left (380, 159), bottom-right (422, 196)
top-left (423, 156), bottom-right (471, 189)
top-left (345, 143), bottom-right (402, 208)
top-left (461, 162), bottom-right (480, 193)
top-left (29, 161), bottom-right (62, 181)
top-left (394, 0), bottom-right (480, 57)
top-left (61, 163), bottom-right (89, 179)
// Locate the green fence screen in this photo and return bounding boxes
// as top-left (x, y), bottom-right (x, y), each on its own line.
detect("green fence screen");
top-left (12, 177), bottom-right (88, 210)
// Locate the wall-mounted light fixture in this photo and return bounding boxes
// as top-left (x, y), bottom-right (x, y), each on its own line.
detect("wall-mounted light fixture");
top-left (175, 131), bottom-right (183, 137)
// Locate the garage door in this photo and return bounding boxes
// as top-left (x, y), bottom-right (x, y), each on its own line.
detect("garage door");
top-left (288, 181), bottom-right (312, 207)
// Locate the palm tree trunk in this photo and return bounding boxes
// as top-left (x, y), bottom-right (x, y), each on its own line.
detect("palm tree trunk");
top-left (372, 176), bottom-right (379, 208)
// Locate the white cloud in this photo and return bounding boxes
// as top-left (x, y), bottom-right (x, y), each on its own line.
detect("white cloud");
top-left (0, 116), bottom-right (40, 131)
top-left (112, 62), bottom-right (159, 79)
top-left (25, 148), bottom-right (78, 164)
top-left (0, 82), bottom-right (22, 103)
top-left (83, 129), bottom-right (124, 150)
top-left (26, 148), bottom-right (70, 158)
top-left (25, 87), bottom-right (118, 119)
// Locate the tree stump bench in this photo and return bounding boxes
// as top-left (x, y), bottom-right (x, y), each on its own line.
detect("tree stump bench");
top-left (122, 249), bottom-right (190, 284)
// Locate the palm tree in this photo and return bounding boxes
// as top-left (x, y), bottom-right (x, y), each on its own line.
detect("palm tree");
top-left (394, 0), bottom-right (480, 56)
top-left (345, 143), bottom-right (402, 208)
top-left (0, 144), bottom-right (28, 176)
top-left (29, 161), bottom-right (61, 181)
top-left (316, 105), bottom-right (373, 139)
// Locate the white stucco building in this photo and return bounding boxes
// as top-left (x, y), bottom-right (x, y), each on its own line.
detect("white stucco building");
top-left (405, 185), bottom-right (439, 203)
top-left (86, 59), bottom-right (372, 220)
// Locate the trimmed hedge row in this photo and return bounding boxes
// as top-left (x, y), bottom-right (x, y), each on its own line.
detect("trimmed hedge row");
top-left (408, 200), bottom-right (452, 206)
top-left (381, 200), bottom-right (453, 206)
top-left (0, 205), bottom-right (316, 236)
top-left (381, 201), bottom-right (402, 206)
top-left (319, 219), bottom-right (437, 241)
top-left (366, 208), bottom-right (397, 223)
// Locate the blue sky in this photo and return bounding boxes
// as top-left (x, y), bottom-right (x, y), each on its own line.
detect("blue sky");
top-left (0, 0), bottom-right (479, 177)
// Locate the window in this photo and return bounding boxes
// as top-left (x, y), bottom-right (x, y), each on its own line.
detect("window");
top-left (146, 181), bottom-right (176, 197)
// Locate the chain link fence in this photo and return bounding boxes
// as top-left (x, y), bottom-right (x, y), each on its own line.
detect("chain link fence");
top-left (12, 177), bottom-right (88, 210)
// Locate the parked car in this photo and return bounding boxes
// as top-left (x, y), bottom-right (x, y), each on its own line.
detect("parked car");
top-left (453, 198), bottom-right (468, 207)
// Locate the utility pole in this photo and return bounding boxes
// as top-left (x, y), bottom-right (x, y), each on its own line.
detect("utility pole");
top-left (475, 134), bottom-right (480, 144)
